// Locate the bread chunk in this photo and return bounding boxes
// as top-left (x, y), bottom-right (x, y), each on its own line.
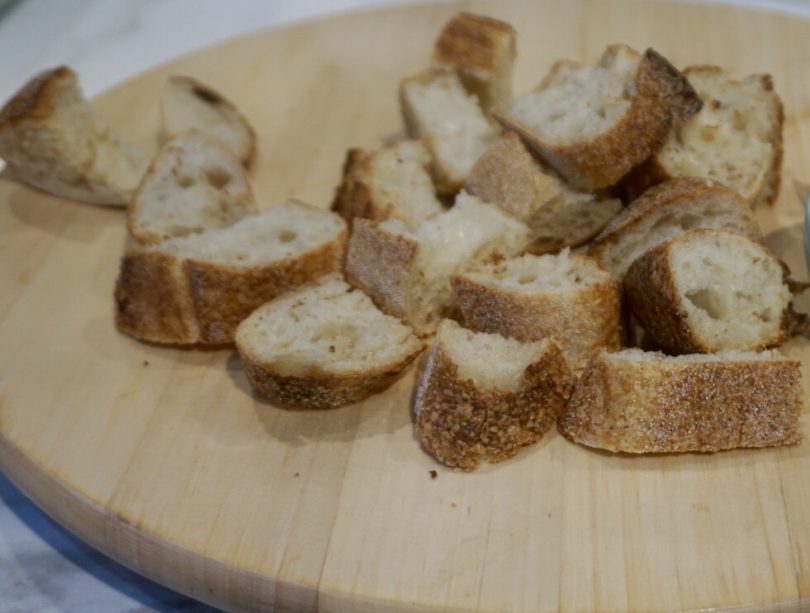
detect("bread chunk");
top-left (464, 132), bottom-right (622, 253)
top-left (331, 140), bottom-right (443, 230)
top-left (415, 320), bottom-right (574, 470)
top-left (494, 45), bottom-right (701, 191)
top-left (128, 131), bottom-right (257, 245)
top-left (116, 201), bottom-right (347, 345)
top-left (235, 276), bottom-right (422, 409)
top-left (345, 191), bottom-right (531, 335)
top-left (558, 349), bottom-right (803, 453)
top-left (624, 229), bottom-right (805, 353)
top-left (590, 178), bottom-right (762, 277)
top-left (161, 75), bottom-right (256, 167)
top-left (400, 68), bottom-right (499, 195)
top-left (453, 251), bottom-right (621, 371)
top-left (432, 12), bottom-right (516, 112)
top-left (0, 66), bottom-right (147, 206)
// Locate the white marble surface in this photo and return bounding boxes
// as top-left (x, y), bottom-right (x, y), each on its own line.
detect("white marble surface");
top-left (0, 0), bottom-right (809, 611)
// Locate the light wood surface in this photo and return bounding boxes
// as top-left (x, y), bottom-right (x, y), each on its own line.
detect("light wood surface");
top-left (2, 1), bottom-right (810, 611)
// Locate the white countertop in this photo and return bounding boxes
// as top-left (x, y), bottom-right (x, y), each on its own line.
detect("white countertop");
top-left (0, 0), bottom-right (809, 611)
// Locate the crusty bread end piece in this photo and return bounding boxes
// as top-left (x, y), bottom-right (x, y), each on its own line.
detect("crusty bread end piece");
top-left (415, 320), bottom-right (574, 470)
top-left (558, 349), bottom-right (803, 453)
top-left (0, 66), bottom-right (147, 206)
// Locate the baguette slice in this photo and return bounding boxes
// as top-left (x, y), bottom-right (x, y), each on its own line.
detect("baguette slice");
top-left (345, 191), bottom-right (531, 335)
top-left (235, 276), bottom-right (423, 409)
top-left (115, 201), bottom-right (347, 345)
top-left (624, 229), bottom-right (806, 353)
top-left (400, 68), bottom-right (499, 195)
top-left (464, 131), bottom-right (622, 253)
top-left (558, 348), bottom-right (803, 453)
top-left (590, 178), bottom-right (762, 277)
top-left (331, 140), bottom-right (443, 230)
top-left (161, 75), bottom-right (256, 167)
top-left (452, 251), bottom-right (621, 371)
top-left (494, 45), bottom-right (701, 191)
top-left (622, 66), bottom-right (784, 207)
top-left (128, 131), bottom-right (257, 245)
top-left (0, 66), bottom-right (147, 206)
top-left (432, 12), bottom-right (516, 112)
top-left (415, 320), bottom-right (574, 470)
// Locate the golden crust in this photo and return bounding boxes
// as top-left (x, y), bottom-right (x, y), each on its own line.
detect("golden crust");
top-left (331, 148), bottom-right (375, 225)
top-left (415, 336), bottom-right (574, 471)
top-left (558, 351), bottom-right (803, 453)
top-left (0, 66), bottom-right (74, 127)
top-left (494, 48), bottom-right (701, 191)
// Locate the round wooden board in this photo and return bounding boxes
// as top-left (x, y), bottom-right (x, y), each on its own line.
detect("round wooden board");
top-left (2, 1), bottom-right (810, 611)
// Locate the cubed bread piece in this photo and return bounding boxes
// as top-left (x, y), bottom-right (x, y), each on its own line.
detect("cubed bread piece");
top-left (464, 131), bottom-right (622, 253)
top-left (590, 178), bottom-right (762, 277)
top-left (452, 250), bottom-right (621, 371)
top-left (115, 201), bottom-right (347, 345)
top-left (400, 68), bottom-right (499, 195)
top-left (624, 229), bottom-right (806, 353)
top-left (345, 191), bottom-right (531, 335)
top-left (494, 45), bottom-right (701, 191)
top-left (558, 348), bottom-right (803, 453)
top-left (0, 66), bottom-right (148, 206)
top-left (161, 75), bottom-right (256, 167)
top-left (432, 12), bottom-right (516, 112)
top-left (128, 131), bottom-right (257, 245)
top-left (622, 66), bottom-right (783, 207)
top-left (415, 320), bottom-right (573, 470)
top-left (235, 276), bottom-right (422, 409)
top-left (331, 140), bottom-right (443, 230)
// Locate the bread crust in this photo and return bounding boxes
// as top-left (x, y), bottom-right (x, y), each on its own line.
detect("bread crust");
top-left (415, 336), bottom-right (574, 470)
top-left (494, 48), bottom-right (701, 191)
top-left (0, 66), bottom-right (72, 126)
top-left (331, 148), bottom-right (375, 224)
top-left (558, 351), bottom-right (803, 453)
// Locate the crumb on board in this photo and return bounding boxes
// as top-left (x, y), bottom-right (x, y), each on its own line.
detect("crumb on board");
top-left (142, 360), bottom-right (150, 366)
top-left (429, 470), bottom-right (438, 479)
top-left (293, 472), bottom-right (300, 478)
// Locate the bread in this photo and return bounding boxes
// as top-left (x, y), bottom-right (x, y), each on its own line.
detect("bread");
top-left (590, 178), bottom-right (762, 277)
top-left (344, 190), bottom-right (531, 335)
top-left (128, 131), bottom-right (257, 245)
top-left (432, 12), bottom-right (516, 112)
top-left (415, 319), bottom-right (573, 470)
top-left (493, 45), bottom-right (701, 191)
top-left (624, 229), bottom-right (806, 353)
top-left (558, 348), bottom-right (803, 453)
top-left (115, 201), bottom-right (347, 345)
top-left (161, 75), bottom-right (256, 167)
top-left (0, 66), bottom-right (147, 206)
top-left (400, 68), bottom-right (499, 195)
top-left (464, 131), bottom-right (622, 253)
top-left (331, 140), bottom-right (443, 230)
top-left (235, 276), bottom-right (422, 409)
top-left (621, 66), bottom-right (784, 207)
top-left (452, 250), bottom-right (621, 371)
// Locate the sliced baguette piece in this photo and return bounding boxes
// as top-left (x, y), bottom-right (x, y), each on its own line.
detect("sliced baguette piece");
top-left (235, 276), bottom-right (423, 409)
top-left (452, 250), bottom-right (621, 371)
top-left (624, 229), bottom-right (806, 353)
top-left (345, 191), bottom-right (531, 335)
top-left (115, 201), bottom-right (347, 345)
top-left (0, 66), bottom-right (148, 206)
top-left (161, 75), bottom-right (256, 167)
top-left (128, 131), bottom-right (257, 245)
top-left (400, 67), bottom-right (499, 195)
top-left (622, 66), bottom-right (784, 207)
top-left (432, 12), bottom-right (517, 112)
top-left (494, 45), bottom-right (701, 191)
top-left (331, 140), bottom-right (443, 230)
top-left (558, 348), bottom-right (803, 453)
top-left (590, 178), bottom-right (762, 277)
top-left (464, 131), bottom-right (622, 253)
top-left (415, 319), bottom-right (574, 470)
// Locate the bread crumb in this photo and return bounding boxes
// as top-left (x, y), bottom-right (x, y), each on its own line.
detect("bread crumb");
top-left (142, 360), bottom-right (150, 366)
top-left (293, 472), bottom-right (300, 478)
top-left (429, 470), bottom-right (438, 479)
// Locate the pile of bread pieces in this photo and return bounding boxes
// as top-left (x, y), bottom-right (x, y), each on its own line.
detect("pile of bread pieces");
top-left (0, 12), bottom-right (806, 471)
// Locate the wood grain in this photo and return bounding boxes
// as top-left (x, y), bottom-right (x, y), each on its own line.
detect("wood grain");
top-left (2, 1), bottom-right (810, 611)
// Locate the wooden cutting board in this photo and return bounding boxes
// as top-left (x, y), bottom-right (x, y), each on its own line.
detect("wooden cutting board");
top-left (2, 1), bottom-right (810, 611)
